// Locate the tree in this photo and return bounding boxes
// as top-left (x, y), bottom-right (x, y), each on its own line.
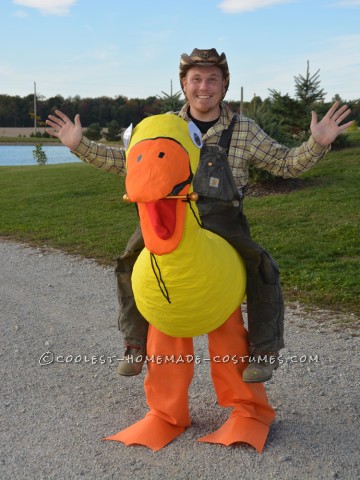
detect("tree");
top-left (84, 123), bottom-right (103, 140)
top-left (266, 89), bottom-right (306, 139)
top-left (247, 96), bottom-right (301, 184)
top-left (332, 93), bottom-right (342, 103)
top-left (294, 61), bottom-right (326, 135)
top-left (294, 60), bottom-right (326, 107)
top-left (105, 120), bottom-right (121, 141)
top-left (157, 80), bottom-right (184, 113)
top-left (33, 143), bottom-right (47, 165)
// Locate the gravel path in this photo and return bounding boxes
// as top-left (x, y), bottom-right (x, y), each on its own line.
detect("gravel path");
top-left (1, 239), bottom-right (359, 480)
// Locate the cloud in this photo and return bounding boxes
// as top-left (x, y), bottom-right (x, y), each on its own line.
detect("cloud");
top-left (13, 0), bottom-right (76, 15)
top-left (218, 0), bottom-right (294, 13)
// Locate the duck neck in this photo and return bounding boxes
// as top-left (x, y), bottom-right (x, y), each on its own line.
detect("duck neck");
top-left (182, 198), bottom-right (202, 241)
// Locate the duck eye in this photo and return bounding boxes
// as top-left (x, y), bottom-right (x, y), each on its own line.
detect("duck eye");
top-left (188, 122), bottom-right (203, 148)
top-left (158, 152), bottom-right (165, 158)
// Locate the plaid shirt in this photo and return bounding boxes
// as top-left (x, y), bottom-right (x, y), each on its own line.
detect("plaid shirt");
top-left (73, 102), bottom-right (330, 188)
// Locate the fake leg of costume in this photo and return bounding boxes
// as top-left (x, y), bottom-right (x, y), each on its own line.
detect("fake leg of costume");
top-left (104, 309), bottom-right (274, 452)
top-left (103, 327), bottom-right (194, 451)
top-left (197, 308), bottom-right (275, 452)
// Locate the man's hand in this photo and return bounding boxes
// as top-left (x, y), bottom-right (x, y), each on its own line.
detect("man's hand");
top-left (310, 101), bottom-right (354, 146)
top-left (46, 110), bottom-right (83, 150)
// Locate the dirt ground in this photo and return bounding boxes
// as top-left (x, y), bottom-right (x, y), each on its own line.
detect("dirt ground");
top-left (1, 238), bottom-right (359, 480)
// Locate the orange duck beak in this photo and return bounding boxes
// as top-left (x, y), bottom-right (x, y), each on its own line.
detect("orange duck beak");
top-left (125, 137), bottom-right (192, 255)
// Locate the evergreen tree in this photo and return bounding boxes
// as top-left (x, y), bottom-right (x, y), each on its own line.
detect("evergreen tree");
top-left (33, 143), bottom-right (47, 165)
top-left (294, 60), bottom-right (326, 107)
top-left (266, 89), bottom-right (305, 139)
top-left (105, 120), bottom-right (121, 141)
top-left (293, 61), bottom-right (326, 134)
top-left (84, 123), bottom-right (103, 140)
top-left (157, 80), bottom-right (184, 113)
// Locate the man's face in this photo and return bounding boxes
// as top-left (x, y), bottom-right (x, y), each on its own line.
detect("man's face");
top-left (182, 66), bottom-right (225, 121)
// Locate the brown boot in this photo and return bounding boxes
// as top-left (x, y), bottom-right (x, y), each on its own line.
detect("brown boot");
top-left (242, 352), bottom-right (279, 383)
top-left (117, 345), bottom-right (146, 376)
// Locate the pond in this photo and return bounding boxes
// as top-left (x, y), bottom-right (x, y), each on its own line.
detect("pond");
top-left (0, 145), bottom-right (81, 166)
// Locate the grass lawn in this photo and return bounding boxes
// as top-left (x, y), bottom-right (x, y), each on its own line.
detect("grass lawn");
top-left (0, 163), bottom-right (138, 261)
top-left (245, 147), bottom-right (359, 315)
top-left (0, 136), bottom-right (62, 144)
top-left (0, 147), bottom-right (359, 317)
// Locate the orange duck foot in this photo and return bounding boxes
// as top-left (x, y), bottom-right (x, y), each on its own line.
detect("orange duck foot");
top-left (197, 413), bottom-right (270, 453)
top-left (103, 413), bottom-right (187, 452)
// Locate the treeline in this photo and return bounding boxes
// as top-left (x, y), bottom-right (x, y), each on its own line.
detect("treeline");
top-left (1, 91), bottom-right (358, 130)
top-left (0, 93), bottom-right (167, 129)
top-left (1, 62), bottom-right (359, 148)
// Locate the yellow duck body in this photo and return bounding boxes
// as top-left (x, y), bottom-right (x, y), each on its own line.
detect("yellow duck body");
top-left (125, 114), bottom-right (246, 337)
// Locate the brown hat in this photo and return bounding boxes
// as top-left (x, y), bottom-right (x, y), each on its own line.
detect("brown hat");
top-left (179, 48), bottom-right (230, 95)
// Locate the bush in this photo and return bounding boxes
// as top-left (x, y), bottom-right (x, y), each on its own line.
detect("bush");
top-left (84, 123), bottom-right (103, 141)
top-left (248, 164), bottom-right (277, 184)
top-left (331, 133), bottom-right (352, 150)
top-left (29, 131), bottom-right (51, 138)
top-left (345, 130), bottom-right (360, 146)
top-left (33, 143), bottom-right (48, 165)
top-left (347, 120), bottom-right (358, 132)
top-left (105, 120), bottom-right (121, 141)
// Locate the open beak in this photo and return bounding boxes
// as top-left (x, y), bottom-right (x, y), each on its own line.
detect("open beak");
top-left (125, 138), bottom-right (193, 255)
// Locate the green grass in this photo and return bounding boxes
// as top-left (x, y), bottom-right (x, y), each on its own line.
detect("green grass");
top-left (0, 163), bottom-right (138, 262)
top-left (0, 136), bottom-right (62, 144)
top-left (0, 136), bottom-right (119, 145)
top-left (0, 148), bottom-right (359, 316)
top-left (345, 129), bottom-right (360, 145)
top-left (245, 147), bottom-right (360, 315)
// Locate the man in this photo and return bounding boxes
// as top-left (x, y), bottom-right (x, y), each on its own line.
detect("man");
top-left (46, 48), bottom-right (353, 382)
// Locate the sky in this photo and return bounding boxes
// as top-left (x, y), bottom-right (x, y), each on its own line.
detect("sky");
top-left (0, 0), bottom-right (359, 103)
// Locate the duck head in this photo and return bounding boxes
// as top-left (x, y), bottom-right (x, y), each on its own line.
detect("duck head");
top-left (124, 115), bottom-right (202, 255)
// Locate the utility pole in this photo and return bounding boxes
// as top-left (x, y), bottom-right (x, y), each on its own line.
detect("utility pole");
top-left (240, 86), bottom-right (243, 115)
top-left (34, 81), bottom-right (37, 135)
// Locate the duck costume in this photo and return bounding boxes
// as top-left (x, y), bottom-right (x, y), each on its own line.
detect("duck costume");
top-left (104, 114), bottom-right (275, 452)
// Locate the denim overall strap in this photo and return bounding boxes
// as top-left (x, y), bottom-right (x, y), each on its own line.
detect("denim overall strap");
top-left (193, 117), bottom-right (240, 207)
top-left (218, 115), bottom-right (236, 151)
top-left (194, 116), bottom-right (285, 353)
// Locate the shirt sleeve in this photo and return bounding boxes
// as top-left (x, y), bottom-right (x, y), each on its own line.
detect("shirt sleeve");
top-left (248, 120), bottom-right (331, 178)
top-left (71, 136), bottom-right (127, 176)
